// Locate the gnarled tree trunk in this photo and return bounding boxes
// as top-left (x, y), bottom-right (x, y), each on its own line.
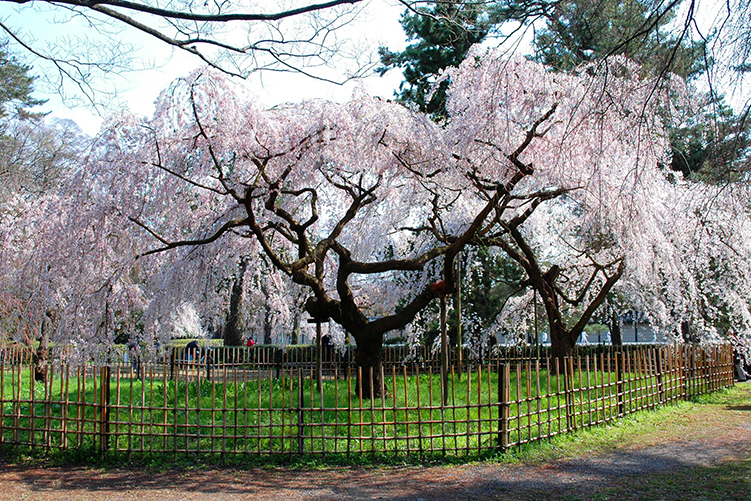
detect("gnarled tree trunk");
top-left (353, 332), bottom-right (384, 398)
top-left (33, 310), bottom-right (54, 383)
top-left (225, 258), bottom-right (249, 347)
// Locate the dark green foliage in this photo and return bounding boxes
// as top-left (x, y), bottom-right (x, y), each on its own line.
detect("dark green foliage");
top-left (377, 1), bottom-right (493, 120)
top-left (525, 0), bottom-right (705, 79)
top-left (670, 100), bottom-right (751, 182)
top-left (0, 41), bottom-right (44, 121)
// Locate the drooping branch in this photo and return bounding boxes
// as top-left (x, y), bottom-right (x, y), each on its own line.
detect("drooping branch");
top-left (189, 84), bottom-right (244, 202)
top-left (443, 103), bottom-right (559, 291)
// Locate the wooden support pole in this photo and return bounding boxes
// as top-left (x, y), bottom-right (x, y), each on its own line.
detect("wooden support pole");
top-left (440, 295), bottom-right (449, 405)
top-left (498, 363), bottom-right (510, 451)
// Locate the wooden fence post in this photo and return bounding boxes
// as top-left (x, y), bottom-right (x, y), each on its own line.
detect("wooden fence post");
top-left (655, 347), bottom-right (664, 404)
top-left (440, 295), bottom-right (449, 406)
top-left (275, 347), bottom-right (283, 379)
top-left (297, 370), bottom-right (304, 455)
top-left (498, 363), bottom-right (510, 451)
top-left (99, 366), bottom-right (111, 455)
top-left (726, 344), bottom-right (734, 388)
top-left (564, 357), bottom-right (576, 431)
top-left (616, 349), bottom-right (625, 416)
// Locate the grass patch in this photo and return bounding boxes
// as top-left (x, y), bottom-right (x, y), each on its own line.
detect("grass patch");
top-left (595, 458), bottom-right (751, 500)
top-left (500, 384), bottom-right (751, 465)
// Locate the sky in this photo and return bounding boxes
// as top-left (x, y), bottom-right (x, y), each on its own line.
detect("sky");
top-left (0, 0), bottom-right (409, 135)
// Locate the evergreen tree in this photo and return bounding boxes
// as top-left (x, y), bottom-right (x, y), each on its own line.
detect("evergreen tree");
top-left (0, 41), bottom-right (44, 121)
top-left (521, 0), bottom-right (705, 79)
top-left (377, 1), bottom-right (493, 121)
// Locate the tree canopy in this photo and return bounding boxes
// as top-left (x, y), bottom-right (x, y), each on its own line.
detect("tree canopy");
top-left (379, 0), bottom-right (750, 178)
top-left (2, 2), bottom-right (750, 382)
top-left (377, 1), bottom-right (493, 120)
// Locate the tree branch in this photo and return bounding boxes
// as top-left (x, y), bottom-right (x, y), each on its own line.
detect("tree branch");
top-left (24, 0), bottom-right (365, 23)
top-left (137, 217), bottom-right (249, 257)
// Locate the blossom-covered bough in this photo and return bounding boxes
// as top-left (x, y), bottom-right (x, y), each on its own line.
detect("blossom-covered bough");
top-left (441, 51), bottom-right (681, 360)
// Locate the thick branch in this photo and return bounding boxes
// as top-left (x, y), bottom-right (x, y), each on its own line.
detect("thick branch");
top-left (26, 0), bottom-right (364, 23)
top-left (569, 259), bottom-right (626, 344)
top-left (137, 217), bottom-right (248, 257)
top-left (444, 104), bottom-right (559, 290)
top-left (343, 246), bottom-right (449, 274)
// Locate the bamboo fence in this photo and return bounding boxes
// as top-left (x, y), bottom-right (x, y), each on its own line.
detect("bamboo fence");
top-left (0, 344), bottom-right (735, 457)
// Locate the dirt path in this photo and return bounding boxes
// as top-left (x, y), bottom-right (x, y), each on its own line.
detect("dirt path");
top-left (2, 384), bottom-right (750, 501)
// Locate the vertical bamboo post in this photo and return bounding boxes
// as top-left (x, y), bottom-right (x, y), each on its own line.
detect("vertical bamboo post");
top-left (30, 364), bottom-right (36, 449)
top-left (99, 366), bottom-right (110, 455)
top-left (297, 370), bottom-right (304, 455)
top-left (455, 253), bottom-right (463, 379)
top-left (1, 359), bottom-right (6, 446)
top-left (440, 295), bottom-right (449, 406)
top-left (498, 363), bottom-right (510, 451)
top-left (616, 349), bottom-right (625, 416)
top-left (585, 355), bottom-right (592, 426)
top-left (535, 359), bottom-right (542, 440)
top-left (315, 322), bottom-right (322, 394)
top-left (566, 357), bottom-right (576, 431)
top-left (655, 347), bottom-right (664, 404)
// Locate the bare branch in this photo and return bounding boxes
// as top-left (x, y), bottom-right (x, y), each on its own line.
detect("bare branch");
top-left (22, 0), bottom-right (365, 23)
top-left (138, 217), bottom-right (249, 257)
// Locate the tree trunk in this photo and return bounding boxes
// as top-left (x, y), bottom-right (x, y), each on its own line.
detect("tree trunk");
top-left (290, 310), bottom-right (301, 345)
top-left (550, 323), bottom-right (574, 361)
top-left (354, 334), bottom-right (384, 398)
top-left (225, 259), bottom-right (249, 347)
top-left (263, 304), bottom-right (273, 345)
top-left (681, 320), bottom-right (694, 343)
top-left (33, 311), bottom-right (52, 383)
top-left (610, 309), bottom-right (622, 346)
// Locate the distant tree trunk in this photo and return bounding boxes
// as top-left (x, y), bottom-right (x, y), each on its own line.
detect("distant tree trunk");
top-left (225, 258), bottom-right (249, 347)
top-left (33, 310), bottom-right (53, 383)
top-left (681, 320), bottom-right (693, 343)
top-left (610, 309), bottom-right (623, 346)
top-left (291, 310), bottom-right (302, 345)
top-left (263, 304), bottom-right (273, 345)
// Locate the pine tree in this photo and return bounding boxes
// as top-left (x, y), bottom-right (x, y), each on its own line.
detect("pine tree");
top-left (377, 1), bottom-right (492, 121)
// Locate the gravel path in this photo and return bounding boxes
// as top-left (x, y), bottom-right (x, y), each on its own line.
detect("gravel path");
top-left (1, 383), bottom-right (749, 501)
